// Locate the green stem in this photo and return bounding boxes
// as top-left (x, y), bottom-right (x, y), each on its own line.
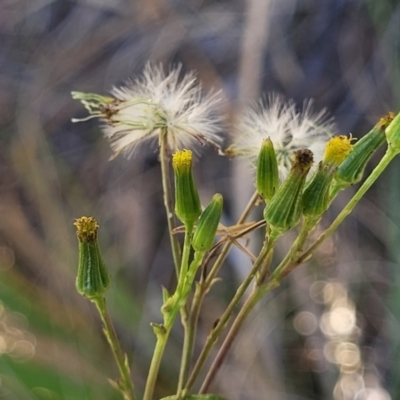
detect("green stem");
top-left (177, 324), bottom-right (192, 397)
top-left (183, 235), bottom-right (277, 395)
top-left (159, 130), bottom-right (182, 276)
top-left (176, 191), bottom-right (260, 394)
top-left (177, 282), bottom-right (202, 398)
top-left (288, 147), bottom-right (398, 272)
top-left (176, 224), bottom-right (195, 396)
top-left (176, 223), bottom-right (194, 295)
top-left (269, 216), bottom-right (317, 282)
top-left (197, 222), bottom-right (312, 392)
top-left (94, 297), bottom-right (135, 400)
top-left (205, 191), bottom-right (260, 288)
top-left (255, 243), bottom-right (275, 286)
top-left (199, 281), bottom-right (278, 394)
top-left (143, 326), bottom-right (170, 400)
top-left (144, 247), bottom-right (203, 400)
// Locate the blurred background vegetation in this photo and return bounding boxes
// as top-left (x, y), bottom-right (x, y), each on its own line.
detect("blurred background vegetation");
top-left (1, 0), bottom-right (400, 399)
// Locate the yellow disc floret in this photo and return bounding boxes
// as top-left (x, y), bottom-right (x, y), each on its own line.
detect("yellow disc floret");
top-left (323, 135), bottom-right (353, 167)
top-left (74, 216), bottom-right (99, 243)
top-left (172, 149), bottom-right (193, 171)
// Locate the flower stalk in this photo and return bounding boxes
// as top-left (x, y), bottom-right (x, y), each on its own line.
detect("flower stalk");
top-left (183, 235), bottom-right (277, 396)
top-left (94, 297), bottom-right (136, 400)
top-left (143, 246), bottom-right (205, 400)
top-left (176, 191), bottom-right (260, 394)
top-left (74, 217), bottom-right (135, 400)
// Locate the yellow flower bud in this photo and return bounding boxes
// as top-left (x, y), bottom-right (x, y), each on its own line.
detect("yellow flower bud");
top-left (172, 149), bottom-right (202, 227)
top-left (303, 135), bottom-right (353, 218)
top-left (332, 113), bottom-right (394, 195)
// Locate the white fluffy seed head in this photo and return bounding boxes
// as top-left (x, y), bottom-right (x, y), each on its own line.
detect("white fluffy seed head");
top-left (97, 64), bottom-right (223, 157)
top-left (228, 94), bottom-right (335, 178)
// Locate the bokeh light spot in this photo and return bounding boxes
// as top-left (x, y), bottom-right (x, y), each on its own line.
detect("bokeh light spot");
top-left (334, 342), bottom-right (360, 370)
top-left (334, 373), bottom-right (364, 400)
top-left (310, 280), bottom-right (327, 304)
top-left (329, 306), bottom-right (356, 336)
top-left (294, 311), bottom-right (318, 336)
top-left (324, 340), bottom-right (340, 363)
top-left (323, 281), bottom-right (347, 304)
top-left (355, 388), bottom-right (391, 400)
top-left (9, 339), bottom-right (35, 362)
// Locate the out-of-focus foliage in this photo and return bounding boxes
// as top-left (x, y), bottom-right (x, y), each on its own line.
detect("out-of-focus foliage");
top-left (1, 0), bottom-right (400, 399)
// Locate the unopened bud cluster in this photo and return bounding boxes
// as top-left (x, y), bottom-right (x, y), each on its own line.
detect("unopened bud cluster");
top-left (258, 135), bottom-right (354, 234)
top-left (256, 112), bottom-right (400, 235)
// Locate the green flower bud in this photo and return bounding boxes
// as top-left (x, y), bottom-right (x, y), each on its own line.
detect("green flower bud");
top-left (264, 149), bottom-right (313, 235)
top-left (385, 111), bottom-right (400, 152)
top-left (332, 113), bottom-right (394, 195)
top-left (172, 149), bottom-right (202, 227)
top-left (74, 217), bottom-right (111, 300)
top-left (192, 194), bottom-right (223, 252)
top-left (256, 138), bottom-right (279, 202)
top-left (304, 135), bottom-right (353, 218)
top-left (302, 165), bottom-right (333, 218)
